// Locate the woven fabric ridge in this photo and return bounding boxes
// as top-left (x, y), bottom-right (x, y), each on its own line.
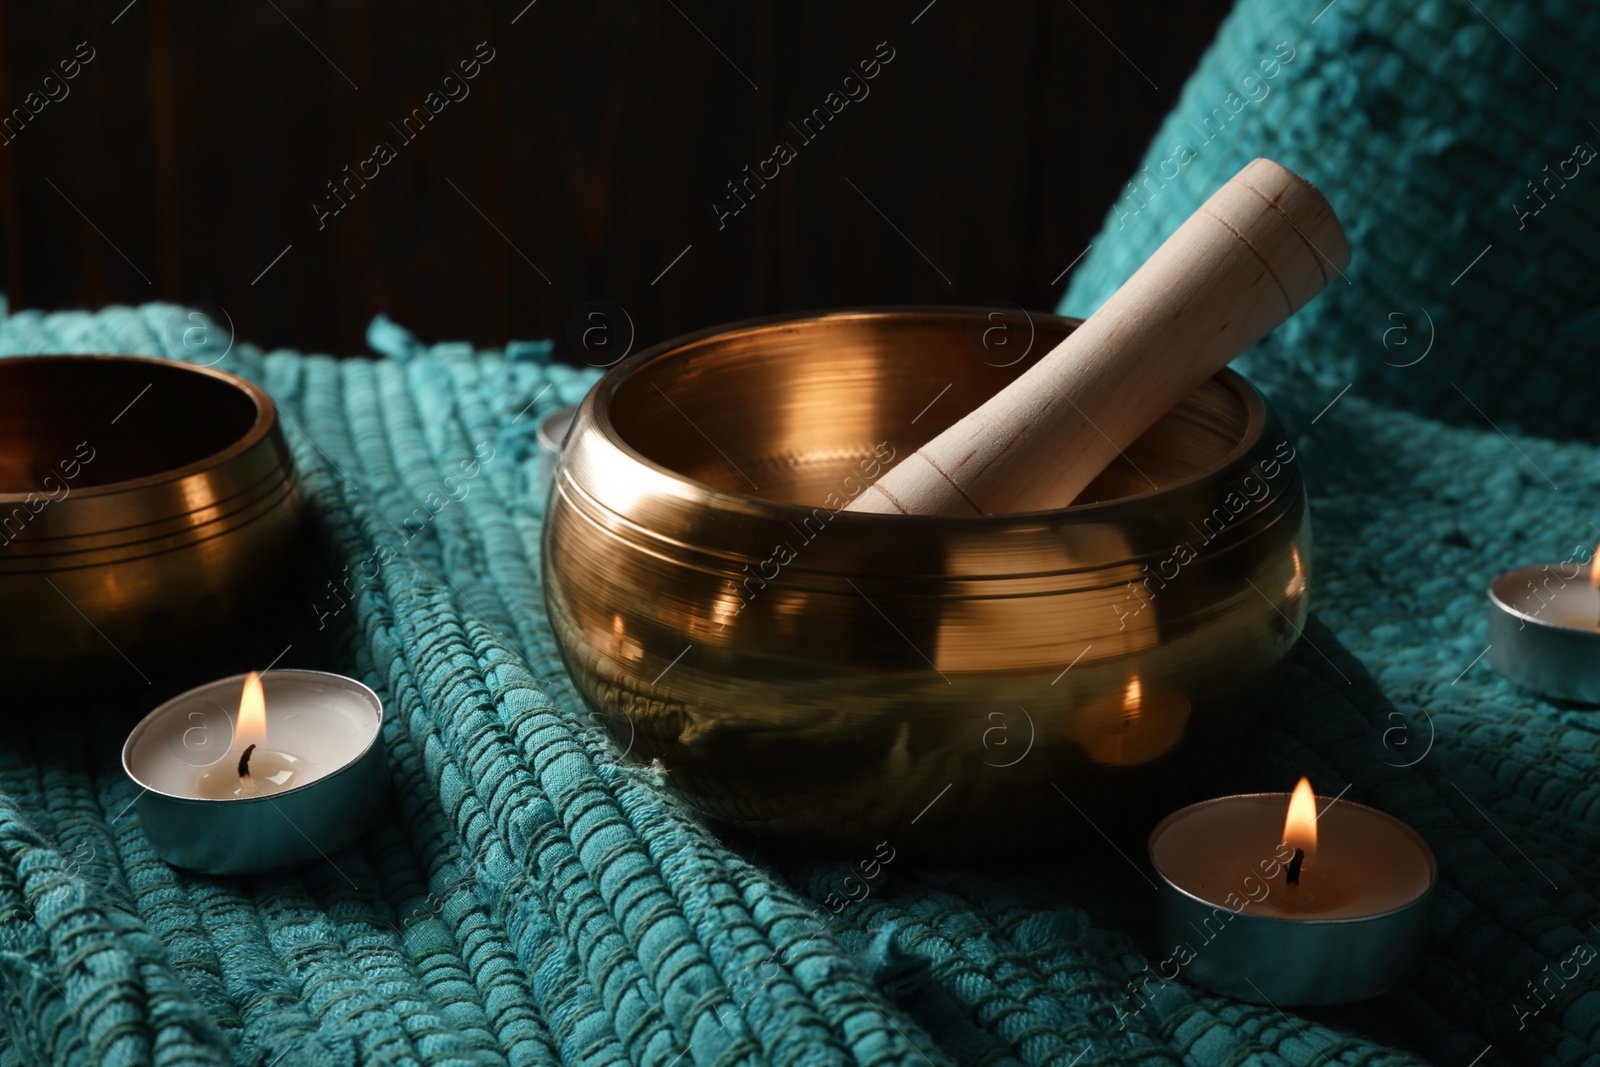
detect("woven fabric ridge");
top-left (1058, 0), bottom-right (1600, 442)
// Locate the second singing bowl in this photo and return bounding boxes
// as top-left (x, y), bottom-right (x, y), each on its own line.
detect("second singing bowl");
top-left (0, 355), bottom-right (301, 693)
top-left (543, 308), bottom-right (1310, 851)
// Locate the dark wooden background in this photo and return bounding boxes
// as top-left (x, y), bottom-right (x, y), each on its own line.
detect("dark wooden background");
top-left (0, 1), bottom-right (1231, 357)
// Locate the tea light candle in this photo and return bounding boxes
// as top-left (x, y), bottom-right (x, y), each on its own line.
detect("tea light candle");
top-left (1486, 555), bottom-right (1600, 702)
top-left (1148, 780), bottom-right (1435, 1006)
top-left (122, 669), bottom-right (387, 874)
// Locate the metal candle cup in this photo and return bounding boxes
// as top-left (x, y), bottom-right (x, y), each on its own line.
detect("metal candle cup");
top-left (1148, 792), bottom-right (1436, 1006)
top-left (122, 670), bottom-right (387, 875)
top-left (1486, 564), bottom-right (1600, 702)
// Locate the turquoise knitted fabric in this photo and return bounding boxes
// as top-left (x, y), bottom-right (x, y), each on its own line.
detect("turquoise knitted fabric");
top-left (2, 296), bottom-right (1598, 1067)
top-left (1059, 0), bottom-right (1600, 441)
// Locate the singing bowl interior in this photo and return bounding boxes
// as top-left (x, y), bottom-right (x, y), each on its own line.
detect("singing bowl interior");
top-left (544, 308), bottom-right (1310, 851)
top-left (0, 355), bottom-right (301, 690)
top-left (608, 326), bottom-right (1248, 509)
top-left (0, 357), bottom-right (258, 492)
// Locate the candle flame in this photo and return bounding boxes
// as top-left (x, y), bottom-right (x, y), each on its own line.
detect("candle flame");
top-left (236, 671), bottom-right (267, 751)
top-left (1589, 544), bottom-right (1600, 590)
top-left (1282, 776), bottom-right (1317, 857)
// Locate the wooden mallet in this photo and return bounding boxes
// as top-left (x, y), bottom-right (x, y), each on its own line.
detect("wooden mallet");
top-left (848, 158), bottom-right (1349, 516)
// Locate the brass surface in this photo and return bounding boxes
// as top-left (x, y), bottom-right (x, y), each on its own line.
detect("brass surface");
top-left (0, 355), bottom-right (301, 689)
top-left (543, 308), bottom-right (1310, 850)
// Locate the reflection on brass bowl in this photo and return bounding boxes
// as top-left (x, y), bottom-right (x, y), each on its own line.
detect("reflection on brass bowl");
top-left (0, 356), bottom-right (301, 692)
top-left (543, 308), bottom-right (1310, 851)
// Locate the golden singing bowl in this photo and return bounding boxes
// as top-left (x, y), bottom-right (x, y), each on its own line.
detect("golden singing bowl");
top-left (0, 355), bottom-right (301, 691)
top-left (543, 308), bottom-right (1310, 851)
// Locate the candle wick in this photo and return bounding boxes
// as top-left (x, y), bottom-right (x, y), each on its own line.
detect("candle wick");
top-left (238, 743), bottom-right (257, 779)
top-left (1286, 847), bottom-right (1305, 886)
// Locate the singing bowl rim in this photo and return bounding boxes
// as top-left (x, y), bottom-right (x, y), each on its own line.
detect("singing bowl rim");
top-left (580, 305), bottom-right (1269, 528)
top-left (0, 354), bottom-right (279, 504)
